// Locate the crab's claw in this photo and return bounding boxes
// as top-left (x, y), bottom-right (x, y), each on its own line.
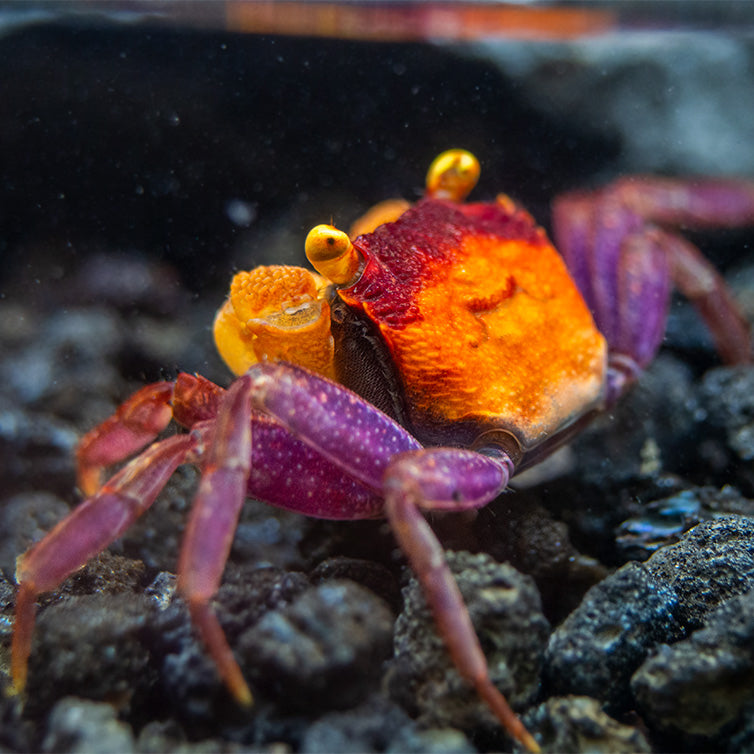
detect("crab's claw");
top-left (213, 265), bottom-right (335, 378)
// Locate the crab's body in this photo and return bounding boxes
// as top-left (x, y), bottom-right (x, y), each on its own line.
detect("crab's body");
top-left (339, 197), bottom-right (606, 452)
top-left (10, 151), bottom-right (754, 753)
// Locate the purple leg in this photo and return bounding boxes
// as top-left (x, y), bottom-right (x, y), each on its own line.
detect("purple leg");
top-left (11, 433), bottom-right (196, 693)
top-left (175, 365), bottom-right (392, 708)
top-left (177, 374), bottom-right (255, 705)
top-left (660, 229), bottom-right (753, 365)
top-left (383, 450), bottom-right (539, 752)
top-left (553, 191), bottom-right (644, 352)
top-left (248, 362), bottom-right (422, 489)
top-left (247, 363), bottom-right (538, 751)
top-left (608, 176), bottom-right (754, 228)
top-left (603, 229), bottom-right (673, 404)
top-left (554, 176), bottom-right (754, 405)
top-left (247, 409), bottom-right (385, 519)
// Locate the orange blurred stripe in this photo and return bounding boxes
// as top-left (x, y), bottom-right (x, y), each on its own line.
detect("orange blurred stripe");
top-left (226, 2), bottom-right (616, 42)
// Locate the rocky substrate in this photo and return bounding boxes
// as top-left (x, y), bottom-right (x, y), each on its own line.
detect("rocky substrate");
top-left (3, 241), bottom-right (754, 754)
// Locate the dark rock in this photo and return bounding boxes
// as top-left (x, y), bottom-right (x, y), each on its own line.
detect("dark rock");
top-left (699, 366), bottom-right (754, 493)
top-left (25, 593), bottom-right (157, 717)
top-left (632, 587), bottom-right (754, 740)
top-left (156, 632), bottom-right (230, 729)
top-left (615, 488), bottom-right (709, 562)
top-left (700, 365), bottom-right (754, 461)
top-left (0, 492), bottom-right (71, 576)
top-left (545, 473), bottom-right (691, 570)
top-left (215, 565), bottom-right (310, 645)
top-left (726, 699), bottom-right (754, 753)
top-left (148, 566), bottom-right (309, 728)
top-left (59, 550), bottom-right (148, 598)
top-left (113, 464), bottom-right (199, 573)
top-left (547, 517), bottom-right (754, 720)
top-left (0, 570), bottom-right (14, 644)
top-left (525, 695), bottom-right (652, 753)
top-left (42, 697), bottom-right (135, 754)
top-left (388, 551), bottom-right (549, 732)
top-left (67, 252), bottom-right (186, 316)
top-left (545, 561), bottom-right (679, 711)
top-left (298, 518), bottom-right (396, 571)
top-left (116, 467), bottom-right (312, 575)
top-left (477, 492), bottom-right (608, 623)
top-left (0, 691), bottom-right (32, 753)
top-left (238, 580), bottom-right (393, 712)
top-left (562, 354), bottom-right (701, 488)
top-left (386, 728), bottom-right (477, 754)
top-left (300, 694), bottom-right (475, 754)
top-left (0, 305), bottom-right (127, 429)
top-left (643, 515), bottom-right (754, 630)
top-left (0, 408), bottom-right (78, 498)
top-left (310, 556), bottom-right (402, 613)
top-left (228, 502), bottom-right (311, 573)
top-left (144, 571), bottom-right (177, 612)
top-left (135, 718), bottom-right (251, 753)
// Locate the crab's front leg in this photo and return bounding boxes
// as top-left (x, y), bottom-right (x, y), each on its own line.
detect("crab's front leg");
top-left (384, 450), bottom-right (542, 752)
top-left (11, 431), bottom-right (199, 693)
top-left (75, 373), bottom-right (225, 495)
top-left (247, 363), bottom-right (538, 752)
top-left (176, 374), bottom-right (256, 704)
top-left (11, 372), bottom-right (226, 696)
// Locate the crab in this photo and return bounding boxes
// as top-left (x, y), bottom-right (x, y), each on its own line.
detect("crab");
top-left (10, 150), bottom-right (754, 752)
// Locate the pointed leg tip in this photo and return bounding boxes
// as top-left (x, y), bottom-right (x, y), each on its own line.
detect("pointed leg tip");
top-left (10, 581), bottom-right (37, 700)
top-left (521, 731), bottom-right (541, 753)
top-left (233, 682), bottom-right (254, 708)
top-left (77, 465), bottom-right (102, 498)
top-left (474, 677), bottom-right (539, 753)
top-left (6, 678), bottom-right (24, 700)
top-left (224, 653), bottom-right (253, 708)
top-left (9, 656), bottom-right (29, 701)
top-left (186, 599), bottom-right (254, 710)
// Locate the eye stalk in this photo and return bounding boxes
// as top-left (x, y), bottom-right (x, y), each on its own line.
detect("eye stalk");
top-left (426, 149), bottom-right (480, 202)
top-left (305, 224), bottom-right (364, 287)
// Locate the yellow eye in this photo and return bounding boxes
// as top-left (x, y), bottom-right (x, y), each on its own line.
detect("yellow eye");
top-left (426, 149), bottom-right (480, 202)
top-left (305, 224), bottom-right (362, 286)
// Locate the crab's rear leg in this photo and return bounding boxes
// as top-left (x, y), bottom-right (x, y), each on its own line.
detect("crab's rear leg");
top-left (248, 363), bottom-right (538, 751)
top-left (660, 229), bottom-right (752, 366)
top-left (11, 432), bottom-right (197, 694)
top-left (553, 181), bottom-right (754, 402)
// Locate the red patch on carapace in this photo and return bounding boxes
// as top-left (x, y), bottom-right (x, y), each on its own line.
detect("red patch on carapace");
top-left (345, 197), bottom-right (547, 329)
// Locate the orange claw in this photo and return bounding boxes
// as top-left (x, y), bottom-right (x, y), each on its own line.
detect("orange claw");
top-left (213, 265), bottom-right (335, 379)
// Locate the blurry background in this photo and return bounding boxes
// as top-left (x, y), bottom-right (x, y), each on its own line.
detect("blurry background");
top-left (2, 1), bottom-right (753, 297)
